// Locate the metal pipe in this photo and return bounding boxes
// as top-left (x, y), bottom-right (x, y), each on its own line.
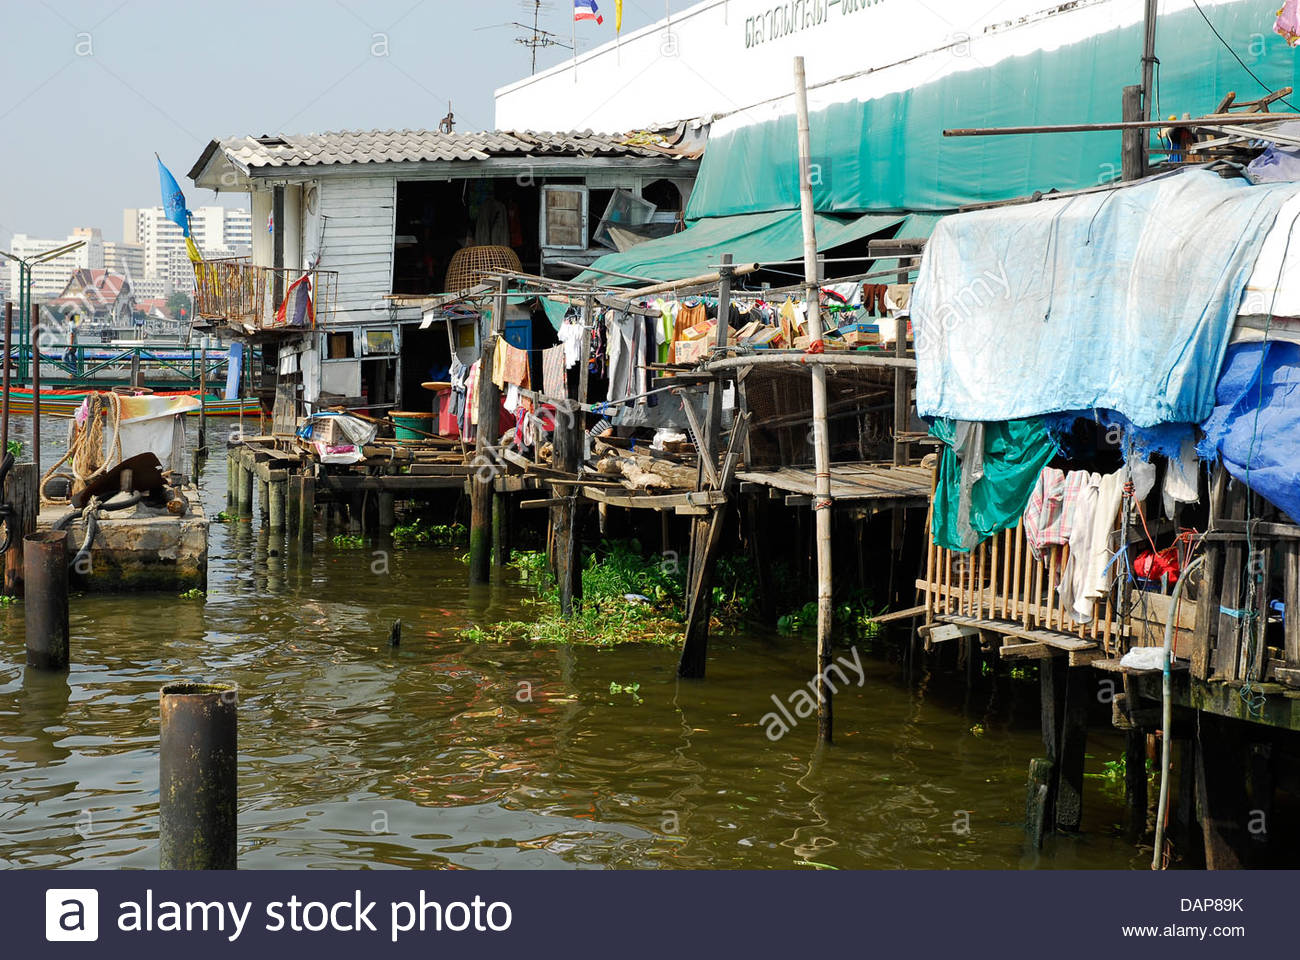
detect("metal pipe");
top-left (944, 112), bottom-right (1300, 137)
top-left (1151, 553), bottom-right (1206, 870)
top-left (23, 530), bottom-right (69, 670)
top-left (159, 680), bottom-right (239, 869)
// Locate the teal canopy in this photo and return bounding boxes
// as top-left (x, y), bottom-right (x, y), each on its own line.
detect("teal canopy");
top-left (930, 418), bottom-right (1057, 553)
top-left (578, 211), bottom-right (904, 286)
top-left (685, 2), bottom-right (1300, 220)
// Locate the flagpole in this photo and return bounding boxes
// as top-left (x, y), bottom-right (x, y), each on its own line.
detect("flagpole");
top-left (572, 7), bottom-right (577, 83)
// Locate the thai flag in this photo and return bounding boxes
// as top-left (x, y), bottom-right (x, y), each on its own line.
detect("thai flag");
top-left (574, 0), bottom-right (603, 24)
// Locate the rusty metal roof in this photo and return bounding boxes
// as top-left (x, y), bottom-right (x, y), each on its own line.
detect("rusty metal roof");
top-left (194, 127), bottom-right (697, 177)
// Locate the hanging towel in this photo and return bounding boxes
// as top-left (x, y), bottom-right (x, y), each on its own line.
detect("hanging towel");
top-left (542, 345), bottom-right (567, 399)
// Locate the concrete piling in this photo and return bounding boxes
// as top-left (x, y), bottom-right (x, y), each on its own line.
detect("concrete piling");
top-left (23, 530), bottom-right (70, 671)
top-left (159, 681), bottom-right (238, 870)
top-left (378, 492), bottom-right (396, 530)
top-left (298, 475), bottom-right (315, 554)
top-left (259, 479), bottom-right (271, 524)
top-left (238, 463), bottom-right (254, 519)
top-left (269, 478), bottom-right (286, 532)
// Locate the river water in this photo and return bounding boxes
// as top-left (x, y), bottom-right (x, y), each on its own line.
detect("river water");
top-left (1, 420), bottom-right (1146, 869)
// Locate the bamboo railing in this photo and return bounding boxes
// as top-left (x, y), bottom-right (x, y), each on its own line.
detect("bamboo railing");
top-left (920, 518), bottom-right (1127, 657)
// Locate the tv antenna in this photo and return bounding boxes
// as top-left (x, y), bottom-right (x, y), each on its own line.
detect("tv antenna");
top-left (478, 1), bottom-right (571, 75)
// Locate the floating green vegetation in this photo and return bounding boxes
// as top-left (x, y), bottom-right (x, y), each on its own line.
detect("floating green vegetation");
top-left (392, 519), bottom-right (467, 547)
top-left (464, 542), bottom-right (686, 647)
top-left (212, 510), bottom-right (233, 523)
top-left (331, 534), bottom-right (365, 549)
top-left (609, 680), bottom-right (643, 703)
top-left (178, 588), bottom-right (206, 600)
top-left (0, 595), bottom-right (17, 607)
top-left (5, 439), bottom-right (21, 459)
top-left (1091, 754), bottom-right (1155, 786)
top-left (777, 593), bottom-right (882, 640)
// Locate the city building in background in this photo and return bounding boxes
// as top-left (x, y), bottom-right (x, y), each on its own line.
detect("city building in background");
top-left (5, 227), bottom-right (104, 299)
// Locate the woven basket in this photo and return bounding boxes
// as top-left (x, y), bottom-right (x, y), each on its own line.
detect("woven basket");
top-left (444, 245), bottom-right (522, 292)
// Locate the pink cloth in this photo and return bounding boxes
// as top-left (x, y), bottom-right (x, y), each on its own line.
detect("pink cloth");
top-left (1278, 0), bottom-right (1300, 46)
top-left (1022, 466), bottom-right (1089, 561)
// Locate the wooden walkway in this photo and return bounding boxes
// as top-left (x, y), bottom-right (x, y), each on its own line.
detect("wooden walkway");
top-left (736, 462), bottom-right (931, 507)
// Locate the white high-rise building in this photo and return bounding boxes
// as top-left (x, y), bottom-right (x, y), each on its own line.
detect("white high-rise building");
top-left (6, 228), bottom-right (104, 300)
top-left (103, 240), bottom-right (145, 280)
top-left (124, 206), bottom-right (252, 290)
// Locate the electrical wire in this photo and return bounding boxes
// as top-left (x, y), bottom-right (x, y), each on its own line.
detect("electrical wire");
top-left (1191, 0), bottom-right (1298, 111)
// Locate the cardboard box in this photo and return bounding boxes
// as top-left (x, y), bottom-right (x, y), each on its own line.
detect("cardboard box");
top-left (673, 338), bottom-right (712, 364)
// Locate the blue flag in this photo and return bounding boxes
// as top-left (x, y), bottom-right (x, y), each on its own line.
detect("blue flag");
top-left (156, 154), bottom-right (191, 237)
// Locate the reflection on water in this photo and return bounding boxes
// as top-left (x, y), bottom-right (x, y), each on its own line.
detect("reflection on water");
top-left (0, 420), bottom-right (1145, 869)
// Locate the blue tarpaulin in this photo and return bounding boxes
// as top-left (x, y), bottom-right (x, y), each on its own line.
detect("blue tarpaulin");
top-left (913, 169), bottom-right (1299, 428)
top-left (1199, 340), bottom-right (1300, 524)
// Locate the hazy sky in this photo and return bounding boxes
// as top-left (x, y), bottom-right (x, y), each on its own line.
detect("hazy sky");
top-left (0, 0), bottom-right (695, 248)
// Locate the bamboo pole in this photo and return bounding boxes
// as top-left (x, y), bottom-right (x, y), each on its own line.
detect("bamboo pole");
top-left (795, 56), bottom-right (835, 744)
top-left (29, 302), bottom-right (39, 484)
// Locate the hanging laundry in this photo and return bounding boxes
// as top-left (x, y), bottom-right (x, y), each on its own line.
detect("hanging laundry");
top-left (542, 344), bottom-right (567, 399)
top-left (1162, 434), bottom-right (1200, 519)
top-left (1023, 467), bottom-right (1090, 561)
top-left (1057, 468), bottom-right (1125, 623)
top-left (558, 318), bottom-right (585, 368)
top-left (491, 338), bottom-right (508, 390)
top-left (929, 417), bottom-right (1056, 552)
top-left (502, 341), bottom-right (530, 388)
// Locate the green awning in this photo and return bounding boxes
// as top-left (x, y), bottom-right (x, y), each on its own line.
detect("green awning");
top-left (895, 213), bottom-right (946, 240)
top-left (577, 210), bottom-right (905, 287)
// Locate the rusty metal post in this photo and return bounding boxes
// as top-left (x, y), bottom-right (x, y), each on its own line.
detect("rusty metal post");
top-left (159, 681), bottom-right (238, 870)
top-left (24, 530), bottom-right (69, 670)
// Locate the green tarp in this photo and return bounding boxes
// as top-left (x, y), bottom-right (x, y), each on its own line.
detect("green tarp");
top-left (930, 418), bottom-right (1057, 553)
top-left (577, 210), bottom-right (904, 286)
top-left (685, 3), bottom-right (1300, 220)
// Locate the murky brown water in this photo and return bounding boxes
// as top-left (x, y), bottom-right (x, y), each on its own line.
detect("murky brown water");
top-left (0, 419), bottom-right (1146, 869)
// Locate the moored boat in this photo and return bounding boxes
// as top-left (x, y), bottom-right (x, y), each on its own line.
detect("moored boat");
top-left (1, 386), bottom-right (262, 418)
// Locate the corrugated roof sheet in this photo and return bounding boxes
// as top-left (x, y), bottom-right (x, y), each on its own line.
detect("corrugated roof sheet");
top-left (211, 128), bottom-right (695, 171)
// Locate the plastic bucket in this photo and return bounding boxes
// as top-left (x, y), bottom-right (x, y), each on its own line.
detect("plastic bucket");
top-left (390, 411), bottom-right (434, 441)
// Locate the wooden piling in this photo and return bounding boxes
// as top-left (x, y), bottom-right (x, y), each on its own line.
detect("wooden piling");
top-left (492, 491), bottom-right (510, 567)
top-left (1055, 665), bottom-right (1089, 832)
top-left (226, 455), bottom-right (237, 510)
top-left (1125, 727), bottom-right (1149, 842)
top-left (378, 492), bottom-right (396, 530)
top-left (1195, 716), bottom-right (1248, 869)
top-left (3, 463), bottom-right (38, 597)
top-left (468, 277), bottom-right (506, 584)
top-left (287, 475), bottom-right (301, 536)
top-left (1025, 757), bottom-right (1053, 850)
top-left (297, 474), bottom-right (315, 554)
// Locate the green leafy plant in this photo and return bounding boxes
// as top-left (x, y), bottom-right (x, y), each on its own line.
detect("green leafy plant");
top-left (5, 439), bottom-right (21, 459)
top-left (178, 588), bottom-right (205, 599)
top-left (0, 595), bottom-right (17, 607)
top-left (331, 534), bottom-right (364, 549)
top-left (609, 680), bottom-right (643, 703)
top-left (212, 510), bottom-right (232, 523)
top-left (392, 519), bottom-right (467, 547)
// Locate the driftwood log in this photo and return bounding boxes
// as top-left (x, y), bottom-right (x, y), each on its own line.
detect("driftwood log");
top-left (592, 441), bottom-right (699, 491)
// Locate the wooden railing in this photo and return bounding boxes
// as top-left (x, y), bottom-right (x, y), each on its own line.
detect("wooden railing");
top-left (921, 520), bottom-right (1131, 658)
top-left (194, 257), bottom-right (337, 332)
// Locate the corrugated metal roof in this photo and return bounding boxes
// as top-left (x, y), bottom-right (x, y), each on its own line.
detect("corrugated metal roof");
top-left (209, 128), bottom-right (696, 172)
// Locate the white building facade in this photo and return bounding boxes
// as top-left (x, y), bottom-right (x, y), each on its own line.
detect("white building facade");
top-left (123, 205), bottom-right (252, 290)
top-left (6, 227), bottom-right (104, 299)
